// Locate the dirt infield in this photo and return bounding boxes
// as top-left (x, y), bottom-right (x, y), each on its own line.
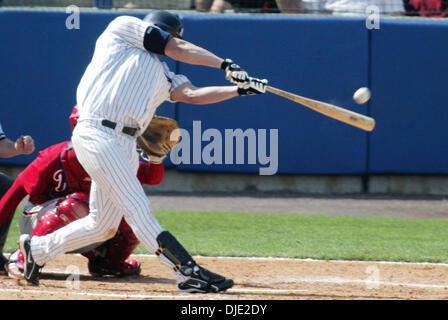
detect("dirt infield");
top-left (2, 193), bottom-right (448, 300)
top-left (1, 254), bottom-right (448, 300)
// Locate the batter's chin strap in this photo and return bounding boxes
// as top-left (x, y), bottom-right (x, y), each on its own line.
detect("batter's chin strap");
top-left (156, 231), bottom-right (197, 275)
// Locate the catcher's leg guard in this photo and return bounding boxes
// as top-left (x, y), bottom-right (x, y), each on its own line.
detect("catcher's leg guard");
top-left (31, 193), bottom-right (89, 236)
top-left (22, 193), bottom-right (89, 285)
top-left (156, 231), bottom-right (234, 293)
top-left (83, 219), bottom-right (141, 277)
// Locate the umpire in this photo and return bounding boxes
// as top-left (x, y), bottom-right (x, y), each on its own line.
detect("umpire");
top-left (0, 122), bottom-right (35, 273)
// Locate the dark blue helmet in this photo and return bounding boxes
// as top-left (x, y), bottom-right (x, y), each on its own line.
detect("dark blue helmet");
top-left (143, 10), bottom-right (184, 39)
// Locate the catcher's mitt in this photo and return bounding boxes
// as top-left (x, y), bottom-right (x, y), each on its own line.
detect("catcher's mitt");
top-left (136, 116), bottom-right (181, 164)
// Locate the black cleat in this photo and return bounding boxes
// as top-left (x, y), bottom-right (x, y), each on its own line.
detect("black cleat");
top-left (19, 235), bottom-right (42, 286)
top-left (0, 253), bottom-right (8, 275)
top-left (178, 265), bottom-right (234, 293)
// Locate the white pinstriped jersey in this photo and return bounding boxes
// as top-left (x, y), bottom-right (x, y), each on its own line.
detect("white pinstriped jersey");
top-left (76, 15), bottom-right (189, 132)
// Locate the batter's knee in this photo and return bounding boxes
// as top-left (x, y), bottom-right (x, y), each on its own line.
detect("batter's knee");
top-left (102, 226), bottom-right (120, 241)
top-left (78, 215), bottom-right (121, 243)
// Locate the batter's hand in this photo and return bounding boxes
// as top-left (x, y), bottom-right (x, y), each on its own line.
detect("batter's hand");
top-left (221, 59), bottom-right (249, 86)
top-left (15, 135), bottom-right (35, 155)
top-left (238, 77), bottom-right (268, 96)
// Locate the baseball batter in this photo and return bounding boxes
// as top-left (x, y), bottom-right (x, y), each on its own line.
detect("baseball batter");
top-left (21, 10), bottom-right (267, 292)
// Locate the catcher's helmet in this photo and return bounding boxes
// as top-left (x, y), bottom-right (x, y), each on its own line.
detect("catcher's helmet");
top-left (143, 10), bottom-right (184, 39)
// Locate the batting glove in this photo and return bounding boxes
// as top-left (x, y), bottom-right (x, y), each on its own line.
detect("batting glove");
top-left (238, 77), bottom-right (268, 96)
top-left (221, 58), bottom-right (249, 86)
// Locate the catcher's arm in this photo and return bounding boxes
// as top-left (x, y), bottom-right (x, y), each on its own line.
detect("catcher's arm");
top-left (137, 162), bottom-right (164, 185)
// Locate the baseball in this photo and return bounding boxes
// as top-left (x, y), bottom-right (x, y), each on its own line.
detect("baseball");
top-left (353, 87), bottom-right (371, 104)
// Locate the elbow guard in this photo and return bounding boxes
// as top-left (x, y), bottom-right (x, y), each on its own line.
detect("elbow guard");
top-left (143, 26), bottom-right (173, 55)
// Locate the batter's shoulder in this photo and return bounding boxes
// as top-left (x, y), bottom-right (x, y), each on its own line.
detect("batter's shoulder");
top-left (103, 15), bottom-right (149, 50)
top-left (107, 15), bottom-right (147, 32)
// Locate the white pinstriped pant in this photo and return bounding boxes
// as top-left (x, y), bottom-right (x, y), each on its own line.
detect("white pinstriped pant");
top-left (30, 119), bottom-right (178, 273)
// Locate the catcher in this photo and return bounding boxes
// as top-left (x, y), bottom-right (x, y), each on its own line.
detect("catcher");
top-left (1, 107), bottom-right (180, 278)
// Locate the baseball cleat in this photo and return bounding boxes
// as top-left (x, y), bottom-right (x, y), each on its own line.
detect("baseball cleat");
top-left (178, 265), bottom-right (234, 293)
top-left (19, 234), bottom-right (42, 285)
top-left (88, 258), bottom-right (141, 278)
top-left (6, 249), bottom-right (24, 279)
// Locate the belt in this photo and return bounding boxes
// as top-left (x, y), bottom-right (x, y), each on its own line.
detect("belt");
top-left (101, 120), bottom-right (138, 137)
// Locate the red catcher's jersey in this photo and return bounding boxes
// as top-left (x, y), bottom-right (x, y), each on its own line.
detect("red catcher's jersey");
top-left (18, 141), bottom-right (91, 204)
top-left (17, 141), bottom-right (163, 205)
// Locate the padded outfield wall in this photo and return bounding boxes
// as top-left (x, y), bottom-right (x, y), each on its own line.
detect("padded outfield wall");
top-left (0, 9), bottom-right (447, 176)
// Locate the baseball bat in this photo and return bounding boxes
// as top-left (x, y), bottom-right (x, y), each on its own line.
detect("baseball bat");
top-left (266, 86), bottom-right (376, 132)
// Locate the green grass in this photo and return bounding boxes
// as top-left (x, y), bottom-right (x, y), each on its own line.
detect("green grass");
top-left (5, 209), bottom-right (448, 263)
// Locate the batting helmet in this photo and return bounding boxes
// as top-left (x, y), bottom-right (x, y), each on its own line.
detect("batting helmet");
top-left (143, 10), bottom-right (184, 39)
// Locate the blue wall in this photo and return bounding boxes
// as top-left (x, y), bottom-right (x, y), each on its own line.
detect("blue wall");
top-left (0, 9), bottom-right (447, 175)
top-left (369, 19), bottom-right (448, 174)
top-left (176, 15), bottom-right (368, 174)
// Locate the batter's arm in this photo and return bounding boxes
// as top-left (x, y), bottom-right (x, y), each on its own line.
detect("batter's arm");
top-left (108, 17), bottom-right (224, 69)
top-left (170, 82), bottom-right (239, 105)
top-left (165, 38), bottom-right (224, 69)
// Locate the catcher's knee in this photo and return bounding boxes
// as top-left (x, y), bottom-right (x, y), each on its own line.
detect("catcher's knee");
top-left (31, 193), bottom-right (90, 236)
top-left (83, 219), bottom-right (139, 264)
top-left (57, 192), bottom-right (90, 221)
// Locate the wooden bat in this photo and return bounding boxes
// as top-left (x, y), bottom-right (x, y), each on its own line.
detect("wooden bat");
top-left (266, 86), bottom-right (376, 132)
